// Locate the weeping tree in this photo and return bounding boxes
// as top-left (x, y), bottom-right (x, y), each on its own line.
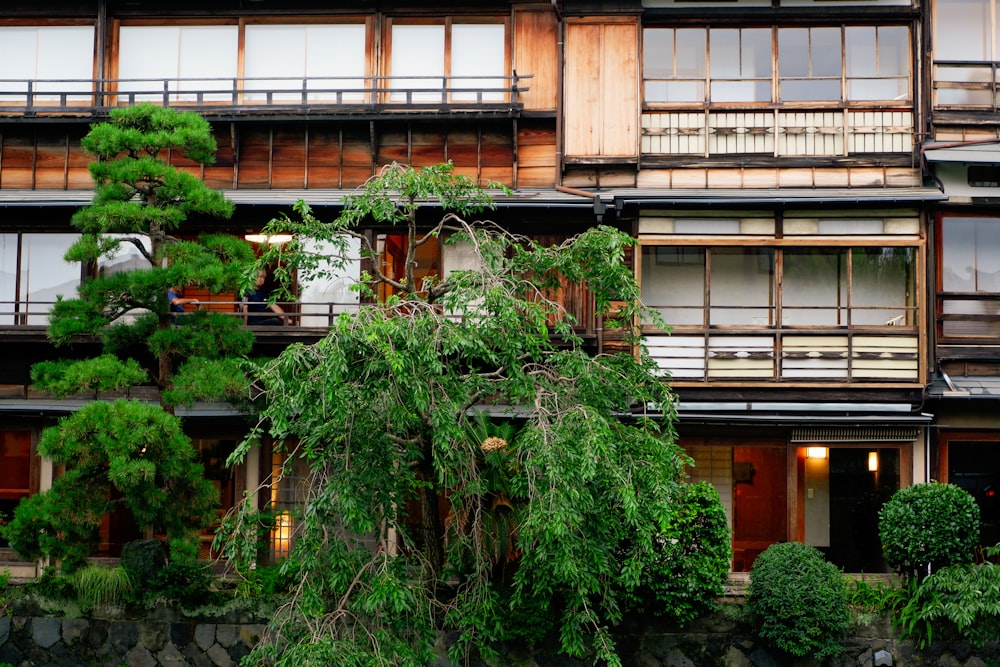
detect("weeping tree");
top-left (221, 163), bottom-right (702, 666)
top-left (3, 104), bottom-right (255, 570)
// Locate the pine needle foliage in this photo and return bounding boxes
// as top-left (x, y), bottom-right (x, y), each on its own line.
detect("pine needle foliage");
top-left (2, 106), bottom-right (253, 570)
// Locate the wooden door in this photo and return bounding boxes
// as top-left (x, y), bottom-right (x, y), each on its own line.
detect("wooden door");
top-left (733, 445), bottom-right (787, 571)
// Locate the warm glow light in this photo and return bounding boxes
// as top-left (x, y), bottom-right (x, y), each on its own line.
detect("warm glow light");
top-left (868, 451), bottom-right (879, 472)
top-left (245, 234), bottom-right (294, 245)
top-left (806, 447), bottom-right (828, 459)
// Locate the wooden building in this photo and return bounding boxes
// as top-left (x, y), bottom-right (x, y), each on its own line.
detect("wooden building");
top-left (0, 0), bottom-right (968, 574)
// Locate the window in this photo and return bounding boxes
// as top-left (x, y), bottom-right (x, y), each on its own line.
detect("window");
top-left (641, 245), bottom-right (915, 328)
top-left (117, 24), bottom-right (239, 102)
top-left (244, 23), bottom-right (367, 102)
top-left (934, 0), bottom-right (997, 105)
top-left (0, 26), bottom-right (94, 103)
top-left (388, 19), bottom-right (507, 103)
top-left (0, 430), bottom-right (32, 548)
top-left (940, 216), bottom-right (1000, 338)
top-left (0, 234), bottom-right (80, 325)
top-left (643, 25), bottom-right (911, 106)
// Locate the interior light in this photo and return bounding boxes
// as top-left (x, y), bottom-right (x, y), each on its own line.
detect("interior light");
top-left (868, 451), bottom-right (879, 472)
top-left (805, 447), bottom-right (827, 459)
top-left (245, 234), bottom-right (293, 245)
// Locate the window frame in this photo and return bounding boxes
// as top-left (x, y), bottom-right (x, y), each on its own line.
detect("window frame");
top-left (640, 242), bottom-right (919, 332)
top-left (382, 16), bottom-right (511, 104)
top-left (642, 23), bottom-right (913, 109)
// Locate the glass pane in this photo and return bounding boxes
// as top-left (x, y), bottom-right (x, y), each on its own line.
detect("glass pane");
top-left (177, 26), bottom-right (238, 99)
top-left (976, 222), bottom-right (1000, 292)
top-left (711, 81), bottom-right (770, 103)
top-left (851, 247), bottom-right (914, 325)
top-left (744, 28), bottom-right (773, 79)
top-left (307, 25), bottom-right (367, 100)
top-left (709, 249), bottom-right (774, 326)
top-left (452, 24), bottom-right (505, 101)
top-left (781, 78), bottom-right (841, 102)
top-left (779, 29), bottom-right (810, 78)
top-left (942, 218), bottom-right (978, 292)
top-left (645, 80), bottom-right (669, 103)
top-left (244, 25), bottom-right (306, 100)
top-left (97, 235), bottom-right (152, 277)
top-left (0, 235), bottom-right (18, 325)
top-left (0, 29), bottom-right (37, 79)
top-left (878, 26), bottom-right (910, 78)
top-left (36, 27), bottom-right (94, 84)
top-left (676, 29), bottom-right (706, 78)
top-left (936, 0), bottom-right (991, 61)
top-left (845, 27), bottom-right (877, 78)
top-left (644, 28), bottom-right (674, 80)
top-left (783, 249), bottom-right (844, 326)
top-left (391, 25), bottom-right (445, 102)
top-left (811, 28), bottom-right (842, 77)
top-left (848, 77), bottom-right (909, 102)
top-left (641, 247), bottom-right (705, 326)
top-left (664, 80), bottom-right (705, 103)
top-left (118, 27), bottom-right (193, 101)
top-left (20, 234), bottom-right (79, 325)
top-left (710, 30), bottom-right (742, 79)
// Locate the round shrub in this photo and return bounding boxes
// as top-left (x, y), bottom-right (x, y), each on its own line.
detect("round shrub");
top-left (625, 482), bottom-right (731, 625)
top-left (879, 481), bottom-right (979, 579)
top-left (746, 541), bottom-right (850, 660)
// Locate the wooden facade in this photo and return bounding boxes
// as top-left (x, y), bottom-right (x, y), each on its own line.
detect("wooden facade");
top-left (0, 0), bottom-right (975, 574)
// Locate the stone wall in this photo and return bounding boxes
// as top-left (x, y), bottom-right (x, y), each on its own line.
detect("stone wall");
top-left (0, 615), bottom-right (264, 667)
top-left (1, 610), bottom-right (998, 666)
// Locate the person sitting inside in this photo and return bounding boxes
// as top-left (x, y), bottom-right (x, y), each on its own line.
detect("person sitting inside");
top-left (168, 285), bottom-right (200, 320)
top-left (241, 269), bottom-right (286, 326)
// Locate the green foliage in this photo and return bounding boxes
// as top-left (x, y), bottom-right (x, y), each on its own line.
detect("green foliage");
top-left (25, 566), bottom-right (76, 602)
top-left (846, 576), bottom-right (896, 615)
top-left (10, 105), bottom-right (254, 572)
top-left (73, 565), bottom-right (135, 609)
top-left (224, 163), bottom-right (683, 667)
top-left (620, 481), bottom-right (731, 625)
top-left (879, 482), bottom-right (980, 579)
top-left (746, 542), bottom-right (850, 660)
top-left (895, 560), bottom-right (1000, 648)
top-left (30, 355), bottom-right (148, 397)
top-left (144, 559), bottom-right (220, 608)
top-left (4, 400), bottom-right (218, 569)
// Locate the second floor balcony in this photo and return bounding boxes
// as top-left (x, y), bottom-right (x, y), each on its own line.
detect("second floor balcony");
top-left (0, 75), bottom-right (530, 119)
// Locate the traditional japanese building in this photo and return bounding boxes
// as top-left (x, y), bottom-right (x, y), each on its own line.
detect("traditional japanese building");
top-left (0, 0), bottom-right (961, 575)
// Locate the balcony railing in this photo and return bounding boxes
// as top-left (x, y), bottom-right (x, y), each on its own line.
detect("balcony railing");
top-left (0, 299), bottom-right (358, 329)
top-left (0, 74), bottom-right (530, 115)
top-left (933, 61), bottom-right (1000, 111)
top-left (644, 327), bottom-right (920, 384)
top-left (937, 293), bottom-right (1000, 340)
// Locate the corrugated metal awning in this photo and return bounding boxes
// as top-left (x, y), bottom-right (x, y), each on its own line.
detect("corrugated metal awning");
top-left (0, 186), bottom-right (947, 209)
top-left (924, 143), bottom-right (1000, 164)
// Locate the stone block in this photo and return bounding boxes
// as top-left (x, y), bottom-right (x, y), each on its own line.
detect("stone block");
top-left (215, 623), bottom-right (239, 648)
top-left (123, 643), bottom-right (157, 667)
top-left (0, 616), bottom-right (10, 645)
top-left (170, 621), bottom-right (193, 647)
top-left (157, 642), bottom-right (188, 666)
top-left (109, 619), bottom-right (139, 655)
top-left (208, 642), bottom-right (235, 667)
top-left (874, 648), bottom-right (893, 666)
top-left (138, 621), bottom-right (167, 652)
top-left (62, 618), bottom-right (89, 646)
top-left (194, 623), bottom-right (216, 651)
top-left (31, 616), bottom-right (62, 649)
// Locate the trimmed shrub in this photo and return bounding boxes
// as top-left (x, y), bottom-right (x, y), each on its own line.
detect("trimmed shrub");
top-left (879, 482), bottom-right (979, 579)
top-left (624, 481), bottom-right (731, 625)
top-left (746, 541), bottom-right (850, 660)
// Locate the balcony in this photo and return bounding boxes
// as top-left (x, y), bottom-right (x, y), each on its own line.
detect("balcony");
top-left (645, 327), bottom-right (920, 385)
top-left (933, 61), bottom-right (1000, 115)
top-left (0, 74), bottom-right (530, 119)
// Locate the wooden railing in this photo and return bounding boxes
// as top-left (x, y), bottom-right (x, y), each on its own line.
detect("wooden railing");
top-left (644, 328), bottom-right (920, 384)
top-left (937, 293), bottom-right (1000, 340)
top-left (0, 74), bottom-right (530, 115)
top-left (933, 61), bottom-right (1000, 111)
